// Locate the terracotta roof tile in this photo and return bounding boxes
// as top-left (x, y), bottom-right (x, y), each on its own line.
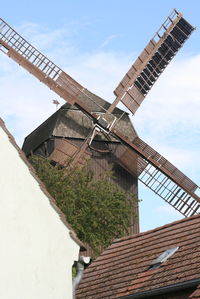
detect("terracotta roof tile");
top-left (76, 215), bottom-right (200, 298)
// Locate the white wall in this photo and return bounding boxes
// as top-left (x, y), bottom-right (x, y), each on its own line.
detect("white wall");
top-left (0, 125), bottom-right (80, 299)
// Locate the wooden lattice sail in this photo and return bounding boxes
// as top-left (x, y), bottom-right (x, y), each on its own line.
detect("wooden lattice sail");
top-left (109, 9), bottom-right (195, 114)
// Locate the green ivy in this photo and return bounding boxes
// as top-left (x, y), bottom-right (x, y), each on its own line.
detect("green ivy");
top-left (30, 155), bottom-right (137, 256)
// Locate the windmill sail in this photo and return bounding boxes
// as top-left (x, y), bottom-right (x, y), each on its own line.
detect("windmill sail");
top-left (109, 9), bottom-right (195, 114)
top-left (110, 130), bottom-right (200, 217)
top-left (0, 18), bottom-right (93, 116)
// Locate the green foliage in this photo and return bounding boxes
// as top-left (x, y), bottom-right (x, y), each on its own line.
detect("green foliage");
top-left (30, 155), bottom-right (137, 255)
top-left (72, 265), bottom-right (77, 279)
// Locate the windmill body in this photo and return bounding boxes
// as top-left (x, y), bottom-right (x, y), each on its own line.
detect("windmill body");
top-left (23, 90), bottom-right (140, 234)
top-left (0, 9), bottom-right (200, 231)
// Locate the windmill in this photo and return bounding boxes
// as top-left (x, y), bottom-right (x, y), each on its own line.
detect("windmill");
top-left (0, 9), bottom-right (199, 223)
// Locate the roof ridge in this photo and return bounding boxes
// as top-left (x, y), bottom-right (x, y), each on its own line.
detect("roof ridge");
top-left (112, 213), bottom-right (200, 244)
top-left (88, 226), bottom-right (200, 273)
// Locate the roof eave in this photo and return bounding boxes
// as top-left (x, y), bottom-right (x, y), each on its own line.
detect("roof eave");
top-left (119, 278), bottom-right (200, 299)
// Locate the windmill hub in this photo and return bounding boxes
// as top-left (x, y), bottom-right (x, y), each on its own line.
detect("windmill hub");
top-left (96, 116), bottom-right (110, 130)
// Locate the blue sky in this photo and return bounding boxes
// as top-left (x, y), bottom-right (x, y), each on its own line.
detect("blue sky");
top-left (1, 0), bottom-right (200, 232)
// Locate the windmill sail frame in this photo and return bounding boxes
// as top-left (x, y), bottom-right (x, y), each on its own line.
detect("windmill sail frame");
top-left (109, 9), bottom-right (195, 115)
top-left (109, 131), bottom-right (200, 217)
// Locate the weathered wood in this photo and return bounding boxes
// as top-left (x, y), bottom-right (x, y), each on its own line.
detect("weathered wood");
top-left (110, 10), bottom-right (194, 115)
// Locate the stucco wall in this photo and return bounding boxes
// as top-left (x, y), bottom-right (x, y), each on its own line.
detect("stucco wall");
top-left (0, 126), bottom-right (80, 299)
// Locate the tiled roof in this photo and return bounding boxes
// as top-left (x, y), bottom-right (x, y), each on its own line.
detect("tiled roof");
top-left (0, 118), bottom-right (85, 250)
top-left (76, 214), bottom-right (200, 298)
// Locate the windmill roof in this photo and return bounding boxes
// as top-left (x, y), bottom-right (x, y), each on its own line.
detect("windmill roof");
top-left (22, 89), bottom-right (137, 155)
top-left (76, 214), bottom-right (200, 298)
top-left (0, 118), bottom-right (85, 250)
top-left (75, 88), bottom-right (125, 114)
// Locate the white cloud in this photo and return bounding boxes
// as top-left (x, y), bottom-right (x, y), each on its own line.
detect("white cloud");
top-left (100, 34), bottom-right (118, 48)
top-left (0, 70), bottom-right (60, 145)
top-left (66, 50), bottom-right (133, 101)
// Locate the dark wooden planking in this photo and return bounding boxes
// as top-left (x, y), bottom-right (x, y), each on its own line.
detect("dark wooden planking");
top-left (116, 146), bottom-right (147, 177)
top-left (50, 138), bottom-right (91, 167)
